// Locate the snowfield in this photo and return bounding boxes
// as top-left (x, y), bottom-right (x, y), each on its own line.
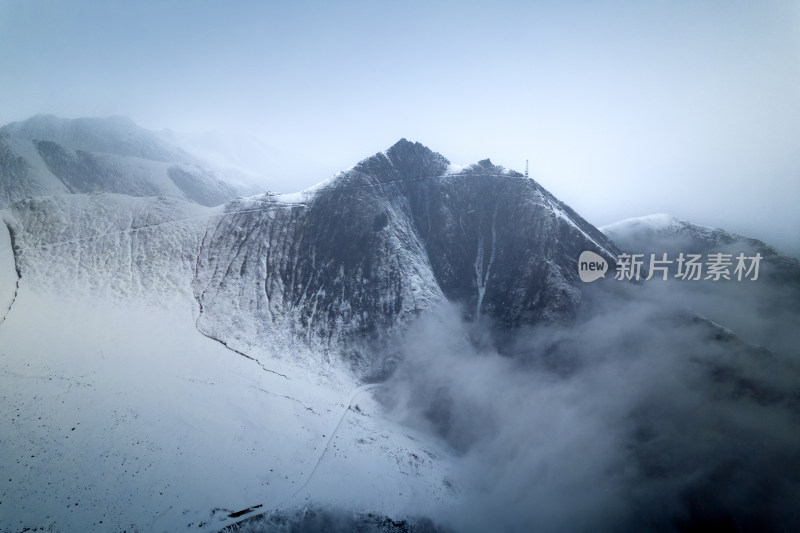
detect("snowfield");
top-left (1, 136), bottom-right (799, 532)
top-left (0, 140), bottom-right (625, 530)
top-left (0, 197), bottom-right (456, 532)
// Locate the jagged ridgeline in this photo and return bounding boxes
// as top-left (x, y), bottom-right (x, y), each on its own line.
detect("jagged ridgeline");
top-left (2, 131), bottom-right (619, 369)
top-left (192, 139), bottom-right (619, 367)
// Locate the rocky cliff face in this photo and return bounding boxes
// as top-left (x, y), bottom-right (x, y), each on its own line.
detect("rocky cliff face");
top-left (191, 139), bottom-right (620, 369)
top-left (4, 137), bottom-right (619, 370)
top-left (3, 134), bottom-right (620, 370)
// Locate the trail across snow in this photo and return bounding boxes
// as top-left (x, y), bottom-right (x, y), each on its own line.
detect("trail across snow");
top-left (205, 383), bottom-right (385, 532)
top-left (285, 383), bottom-right (385, 504)
top-left (1, 190), bottom-right (457, 533)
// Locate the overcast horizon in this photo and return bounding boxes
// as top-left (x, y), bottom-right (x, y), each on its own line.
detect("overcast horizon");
top-left (1, 1), bottom-right (798, 256)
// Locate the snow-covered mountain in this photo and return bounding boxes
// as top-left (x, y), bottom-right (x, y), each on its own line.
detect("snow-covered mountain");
top-left (1, 138), bottom-right (798, 532)
top-left (0, 115), bottom-right (262, 208)
top-left (192, 140), bottom-right (620, 373)
top-left (0, 137), bottom-right (620, 532)
top-left (601, 213), bottom-right (800, 283)
top-left (4, 138), bottom-right (620, 374)
top-left (601, 213), bottom-right (800, 358)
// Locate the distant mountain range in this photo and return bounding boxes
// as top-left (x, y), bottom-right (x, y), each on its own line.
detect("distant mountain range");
top-left (602, 213), bottom-right (800, 284)
top-left (0, 114), bottom-right (260, 207)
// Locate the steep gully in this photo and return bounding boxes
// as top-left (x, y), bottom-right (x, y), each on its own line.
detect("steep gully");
top-left (0, 219), bottom-right (21, 328)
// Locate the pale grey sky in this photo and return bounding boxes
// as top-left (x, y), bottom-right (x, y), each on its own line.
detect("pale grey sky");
top-left (1, 0), bottom-right (798, 254)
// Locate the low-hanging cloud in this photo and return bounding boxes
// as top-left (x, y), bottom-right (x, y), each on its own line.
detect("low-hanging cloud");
top-left (377, 285), bottom-right (800, 532)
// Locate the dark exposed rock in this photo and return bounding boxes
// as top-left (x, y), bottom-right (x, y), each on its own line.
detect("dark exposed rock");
top-left (193, 140), bottom-right (620, 367)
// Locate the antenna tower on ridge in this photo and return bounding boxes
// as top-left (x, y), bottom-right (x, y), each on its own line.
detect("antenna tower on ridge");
top-left (525, 159), bottom-right (529, 178)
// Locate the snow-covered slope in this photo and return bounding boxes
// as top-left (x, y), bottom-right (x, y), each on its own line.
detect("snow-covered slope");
top-left (602, 213), bottom-right (739, 252)
top-left (191, 140), bottom-right (621, 374)
top-left (0, 291), bottom-right (456, 532)
top-left (5, 194), bottom-right (210, 299)
top-left (601, 213), bottom-right (800, 285)
top-left (3, 138), bottom-right (620, 372)
top-left (601, 213), bottom-right (800, 357)
top-left (1, 115), bottom-right (189, 162)
top-left (1, 140), bottom-right (799, 532)
top-left (0, 139), bottom-right (621, 532)
top-left (0, 188), bottom-right (457, 532)
top-left (0, 115), bottom-right (260, 208)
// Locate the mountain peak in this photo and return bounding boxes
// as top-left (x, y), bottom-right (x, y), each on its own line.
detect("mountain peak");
top-left (387, 137), bottom-right (413, 150)
top-left (384, 138), bottom-right (450, 176)
top-left (349, 139), bottom-right (450, 182)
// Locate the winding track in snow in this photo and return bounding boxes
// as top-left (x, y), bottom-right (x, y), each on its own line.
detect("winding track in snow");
top-left (204, 383), bottom-right (384, 533)
top-left (285, 383), bottom-right (385, 504)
